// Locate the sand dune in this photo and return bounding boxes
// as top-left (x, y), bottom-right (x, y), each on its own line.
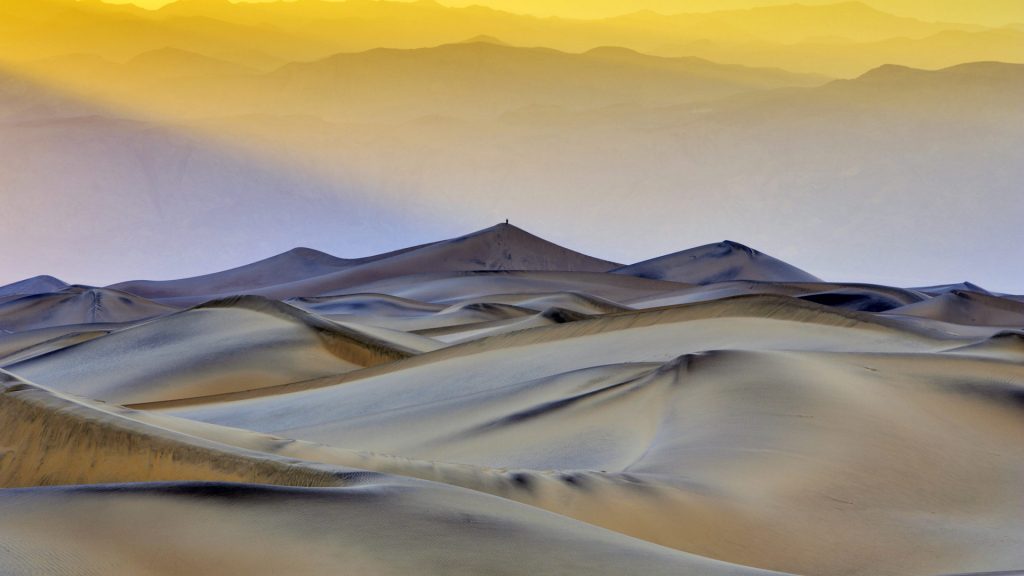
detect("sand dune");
top-left (156, 294), bottom-right (969, 415)
top-left (110, 247), bottom-right (354, 300)
top-left (885, 289), bottom-right (1024, 326)
top-left (289, 292), bottom-right (619, 335)
top-left (627, 281), bottom-right (926, 312)
top-left (0, 275), bottom-right (68, 299)
top-left (108, 225), bottom-right (624, 306)
top-left (0, 482), bottom-right (785, 576)
top-left (419, 307), bottom-right (592, 343)
top-left (0, 324), bottom-right (120, 366)
top-left (914, 281), bottom-right (993, 295)
top-left (0, 285), bottom-right (176, 332)
top-left (2, 227), bottom-right (1024, 575)
top-left (314, 270), bottom-right (685, 305)
top-left (453, 291), bottom-right (631, 315)
top-left (945, 332), bottom-right (1024, 362)
top-left (266, 224), bottom-right (623, 294)
top-left (163, 349), bottom-right (1024, 576)
top-left (287, 293), bottom-right (447, 317)
top-left (612, 240), bottom-right (822, 284)
top-left (4, 296), bottom-right (417, 405)
top-left (0, 370), bottom-right (785, 575)
top-left (795, 285), bottom-right (925, 312)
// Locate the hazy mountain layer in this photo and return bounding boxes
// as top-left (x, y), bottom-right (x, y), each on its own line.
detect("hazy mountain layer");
top-left (3, 0), bottom-right (1021, 77)
top-left (3, 60), bottom-right (1019, 289)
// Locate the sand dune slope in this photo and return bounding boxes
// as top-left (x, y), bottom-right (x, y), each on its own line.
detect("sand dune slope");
top-left (0, 371), bottom-right (782, 576)
top-left (0, 324), bottom-right (118, 365)
top-left (885, 289), bottom-right (1024, 326)
top-left (165, 349), bottom-right (1024, 576)
top-left (0, 482), bottom-right (783, 576)
top-left (316, 270), bottom-right (685, 304)
top-left (264, 224), bottom-right (622, 295)
top-left (160, 295), bottom-right (966, 406)
top-left (114, 225), bottom-right (624, 305)
top-left (5, 296), bottom-right (417, 404)
top-left (0, 286), bottom-right (176, 332)
top-left (0, 275), bottom-right (68, 299)
top-left (109, 247), bottom-right (354, 300)
top-left (612, 241), bottom-right (822, 284)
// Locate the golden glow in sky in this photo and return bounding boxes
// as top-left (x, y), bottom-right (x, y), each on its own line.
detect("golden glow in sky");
top-left (105, 0), bottom-right (1024, 26)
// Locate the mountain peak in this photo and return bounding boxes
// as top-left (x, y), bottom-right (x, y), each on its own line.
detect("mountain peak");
top-left (459, 35), bottom-right (509, 46)
top-left (856, 61), bottom-right (1024, 85)
top-left (124, 47), bottom-right (254, 75)
top-left (856, 63), bottom-right (920, 81)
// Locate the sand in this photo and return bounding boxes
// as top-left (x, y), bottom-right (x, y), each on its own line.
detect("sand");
top-left (1, 224), bottom-right (1023, 576)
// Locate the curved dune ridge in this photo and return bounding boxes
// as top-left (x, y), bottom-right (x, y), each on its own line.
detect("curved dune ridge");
top-left (0, 285), bottom-right (177, 332)
top-left (3, 296), bottom-right (418, 405)
top-left (108, 247), bottom-right (355, 299)
top-left (1, 224), bottom-right (1023, 576)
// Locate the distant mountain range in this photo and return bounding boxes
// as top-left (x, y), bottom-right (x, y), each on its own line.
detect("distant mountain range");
top-left (18, 42), bottom-right (826, 122)
top-left (3, 0), bottom-right (1021, 76)
top-left (2, 60), bottom-right (1021, 287)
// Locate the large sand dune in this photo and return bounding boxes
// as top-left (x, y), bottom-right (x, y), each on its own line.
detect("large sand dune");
top-left (611, 240), bottom-right (822, 284)
top-left (0, 285), bottom-right (176, 332)
top-left (4, 296), bottom-right (419, 405)
top-left (1, 226), bottom-right (1023, 575)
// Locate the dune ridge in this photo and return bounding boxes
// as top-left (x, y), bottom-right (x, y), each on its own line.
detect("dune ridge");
top-left (3, 295), bottom-right (418, 405)
top-left (2, 226), bottom-right (1023, 575)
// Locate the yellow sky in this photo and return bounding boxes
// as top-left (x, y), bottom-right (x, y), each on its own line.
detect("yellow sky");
top-left (105, 0), bottom-right (1024, 26)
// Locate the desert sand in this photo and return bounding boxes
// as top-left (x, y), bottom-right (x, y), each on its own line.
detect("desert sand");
top-left (1, 223), bottom-right (1022, 576)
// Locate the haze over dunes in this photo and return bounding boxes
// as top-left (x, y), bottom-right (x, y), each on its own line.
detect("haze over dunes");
top-left (2, 224), bottom-right (1024, 575)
